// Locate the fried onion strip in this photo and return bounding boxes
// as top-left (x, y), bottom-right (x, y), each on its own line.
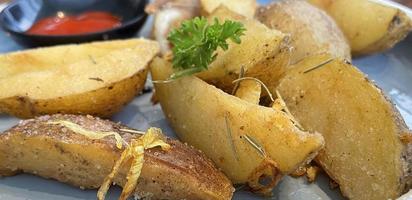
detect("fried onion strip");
top-left (98, 128), bottom-right (170, 200)
top-left (247, 158), bottom-right (282, 195)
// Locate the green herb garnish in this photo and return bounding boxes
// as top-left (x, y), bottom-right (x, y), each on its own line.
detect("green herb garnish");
top-left (167, 17), bottom-right (246, 79)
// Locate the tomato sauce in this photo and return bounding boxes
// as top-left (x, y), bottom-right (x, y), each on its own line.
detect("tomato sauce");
top-left (27, 11), bottom-right (121, 35)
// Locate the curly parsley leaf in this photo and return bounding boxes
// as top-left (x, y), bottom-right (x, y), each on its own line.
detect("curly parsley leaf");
top-left (167, 17), bottom-right (246, 79)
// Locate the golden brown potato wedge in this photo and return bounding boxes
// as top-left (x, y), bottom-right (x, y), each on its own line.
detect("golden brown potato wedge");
top-left (277, 54), bottom-right (412, 200)
top-left (151, 57), bottom-right (325, 184)
top-left (0, 114), bottom-right (234, 200)
top-left (308, 0), bottom-right (412, 56)
top-left (234, 80), bottom-right (261, 104)
top-left (200, 0), bottom-right (257, 18)
top-left (256, 0), bottom-right (351, 64)
top-left (0, 39), bottom-right (159, 118)
top-left (197, 6), bottom-right (291, 93)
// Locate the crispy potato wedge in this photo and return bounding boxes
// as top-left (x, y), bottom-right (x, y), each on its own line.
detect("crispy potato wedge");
top-left (234, 80), bottom-right (261, 104)
top-left (277, 54), bottom-right (412, 200)
top-left (0, 39), bottom-right (159, 118)
top-left (0, 114), bottom-right (234, 200)
top-left (256, 0), bottom-right (351, 64)
top-left (151, 57), bottom-right (325, 184)
top-left (309, 0), bottom-right (412, 56)
top-left (197, 6), bottom-right (291, 93)
top-left (200, 0), bottom-right (257, 18)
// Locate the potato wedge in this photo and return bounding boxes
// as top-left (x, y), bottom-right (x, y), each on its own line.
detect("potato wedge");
top-left (0, 39), bottom-right (159, 118)
top-left (200, 0), bottom-right (257, 18)
top-left (308, 0), bottom-right (412, 55)
top-left (0, 114), bottom-right (234, 200)
top-left (256, 0), bottom-right (351, 64)
top-left (151, 57), bottom-right (325, 184)
top-left (234, 80), bottom-right (261, 104)
top-left (277, 54), bottom-right (412, 200)
top-left (197, 6), bottom-right (291, 93)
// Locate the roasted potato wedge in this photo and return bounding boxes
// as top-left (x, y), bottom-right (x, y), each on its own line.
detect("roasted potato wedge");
top-left (309, 0), bottom-right (412, 56)
top-left (0, 114), bottom-right (234, 200)
top-left (234, 80), bottom-right (261, 104)
top-left (277, 54), bottom-right (412, 200)
top-left (256, 0), bottom-right (351, 64)
top-left (0, 39), bottom-right (159, 118)
top-left (200, 0), bottom-right (257, 18)
top-left (151, 57), bottom-right (325, 184)
top-left (197, 6), bottom-right (291, 93)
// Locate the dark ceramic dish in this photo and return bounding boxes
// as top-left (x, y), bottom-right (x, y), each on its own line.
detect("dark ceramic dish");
top-left (0, 0), bottom-right (148, 47)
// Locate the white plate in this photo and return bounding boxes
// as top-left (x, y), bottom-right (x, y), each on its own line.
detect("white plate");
top-left (0, 0), bottom-right (411, 199)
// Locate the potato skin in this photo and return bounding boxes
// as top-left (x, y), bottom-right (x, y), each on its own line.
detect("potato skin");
top-left (256, 0), bottom-right (351, 64)
top-left (277, 54), bottom-right (412, 200)
top-left (0, 68), bottom-right (147, 119)
top-left (309, 0), bottom-right (412, 56)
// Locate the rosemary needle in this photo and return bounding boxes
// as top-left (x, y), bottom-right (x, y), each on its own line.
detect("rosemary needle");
top-left (243, 134), bottom-right (266, 157)
top-left (303, 58), bottom-right (334, 74)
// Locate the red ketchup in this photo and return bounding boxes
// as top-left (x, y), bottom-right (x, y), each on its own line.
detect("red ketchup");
top-left (27, 11), bottom-right (121, 35)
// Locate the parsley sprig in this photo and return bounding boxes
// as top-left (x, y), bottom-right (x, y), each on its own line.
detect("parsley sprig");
top-left (167, 17), bottom-right (246, 79)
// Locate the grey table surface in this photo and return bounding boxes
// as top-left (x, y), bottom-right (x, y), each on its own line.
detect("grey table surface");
top-left (0, 0), bottom-right (412, 199)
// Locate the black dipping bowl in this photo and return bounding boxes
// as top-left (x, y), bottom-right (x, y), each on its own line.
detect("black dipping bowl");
top-left (0, 0), bottom-right (148, 47)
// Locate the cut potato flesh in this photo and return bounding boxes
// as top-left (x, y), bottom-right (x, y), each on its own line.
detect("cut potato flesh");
top-left (200, 0), bottom-right (257, 18)
top-left (277, 54), bottom-right (412, 200)
top-left (151, 57), bottom-right (325, 184)
top-left (234, 80), bottom-right (262, 104)
top-left (197, 6), bottom-right (290, 93)
top-left (0, 39), bottom-right (159, 118)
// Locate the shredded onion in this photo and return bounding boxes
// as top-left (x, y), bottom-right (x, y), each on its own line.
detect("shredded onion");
top-left (97, 127), bottom-right (170, 200)
top-left (48, 120), bottom-right (126, 149)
